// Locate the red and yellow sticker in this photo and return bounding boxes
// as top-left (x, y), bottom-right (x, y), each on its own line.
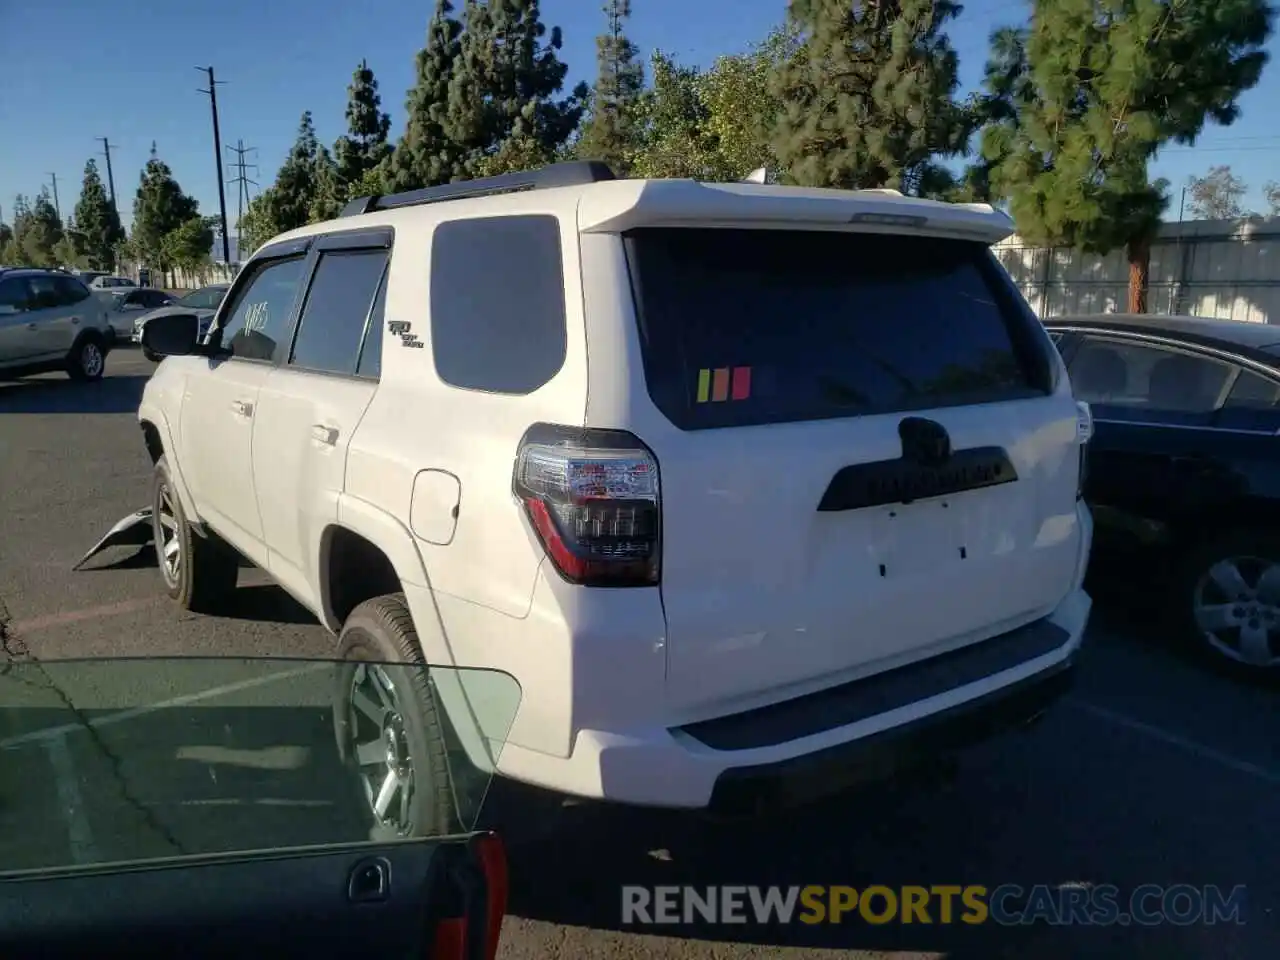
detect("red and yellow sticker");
top-left (696, 366), bottom-right (752, 403)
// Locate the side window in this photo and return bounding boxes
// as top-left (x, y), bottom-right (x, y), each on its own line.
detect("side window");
top-left (356, 270), bottom-right (387, 380)
top-left (218, 256), bottom-right (308, 362)
top-left (0, 277), bottom-right (30, 312)
top-left (429, 215), bottom-right (567, 394)
top-left (1222, 370), bottom-right (1280, 410)
top-left (1067, 336), bottom-right (1232, 414)
top-left (54, 276), bottom-right (91, 304)
top-left (26, 276), bottom-right (63, 309)
top-left (290, 249), bottom-right (389, 375)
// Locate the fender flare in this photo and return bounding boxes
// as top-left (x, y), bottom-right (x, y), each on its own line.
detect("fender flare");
top-left (136, 405), bottom-right (201, 526)
top-left (332, 494), bottom-right (502, 776)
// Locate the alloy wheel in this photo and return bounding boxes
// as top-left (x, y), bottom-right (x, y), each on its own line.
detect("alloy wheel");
top-left (1192, 554), bottom-right (1280, 668)
top-left (156, 484), bottom-right (181, 585)
top-left (347, 663), bottom-right (417, 835)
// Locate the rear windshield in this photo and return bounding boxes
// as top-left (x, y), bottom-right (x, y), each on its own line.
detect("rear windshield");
top-left (625, 228), bottom-right (1049, 430)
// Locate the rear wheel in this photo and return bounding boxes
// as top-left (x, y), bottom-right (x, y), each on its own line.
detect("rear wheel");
top-left (66, 335), bottom-right (105, 381)
top-left (151, 456), bottom-right (239, 612)
top-left (333, 595), bottom-right (459, 840)
top-left (1175, 529), bottom-right (1280, 672)
top-left (142, 347), bottom-right (160, 363)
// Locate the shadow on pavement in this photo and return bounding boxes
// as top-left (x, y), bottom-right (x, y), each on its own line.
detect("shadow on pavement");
top-left (77, 543), bottom-right (159, 572)
top-left (216, 584), bottom-right (319, 627)
top-left (0, 375), bottom-right (149, 414)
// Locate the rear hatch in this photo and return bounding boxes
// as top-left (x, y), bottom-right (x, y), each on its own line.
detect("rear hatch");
top-left (620, 226), bottom-right (1083, 722)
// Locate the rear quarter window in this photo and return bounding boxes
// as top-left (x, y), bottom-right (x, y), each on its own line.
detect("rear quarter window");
top-left (625, 228), bottom-right (1051, 430)
top-left (428, 215), bottom-right (567, 395)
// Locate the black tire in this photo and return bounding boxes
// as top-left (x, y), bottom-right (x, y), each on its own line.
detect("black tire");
top-left (142, 347), bottom-right (160, 363)
top-left (151, 456), bottom-right (239, 612)
top-left (66, 334), bottom-right (106, 381)
top-left (1172, 528), bottom-right (1280, 672)
top-left (332, 595), bottom-right (459, 840)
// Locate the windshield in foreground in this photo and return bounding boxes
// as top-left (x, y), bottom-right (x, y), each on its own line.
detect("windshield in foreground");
top-left (177, 287), bottom-right (227, 310)
top-left (0, 658), bottom-right (519, 876)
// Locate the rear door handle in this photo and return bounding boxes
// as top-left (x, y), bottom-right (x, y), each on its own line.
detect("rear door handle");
top-left (311, 424), bottom-right (339, 446)
top-left (230, 400), bottom-right (253, 418)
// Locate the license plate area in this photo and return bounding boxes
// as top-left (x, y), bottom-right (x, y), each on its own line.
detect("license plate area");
top-left (873, 498), bottom-right (965, 578)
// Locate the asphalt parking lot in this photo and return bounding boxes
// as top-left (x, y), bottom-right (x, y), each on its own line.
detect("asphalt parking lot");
top-left (1, 349), bottom-right (1277, 959)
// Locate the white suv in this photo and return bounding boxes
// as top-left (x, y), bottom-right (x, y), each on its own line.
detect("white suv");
top-left (137, 162), bottom-right (1093, 835)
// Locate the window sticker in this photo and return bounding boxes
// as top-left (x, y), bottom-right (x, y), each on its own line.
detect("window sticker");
top-left (695, 366), bottom-right (752, 403)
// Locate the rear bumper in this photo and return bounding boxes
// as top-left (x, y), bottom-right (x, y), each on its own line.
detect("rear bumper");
top-left (706, 654), bottom-right (1073, 816)
top-left (495, 586), bottom-right (1090, 807)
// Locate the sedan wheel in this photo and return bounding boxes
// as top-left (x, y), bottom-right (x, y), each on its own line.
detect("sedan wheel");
top-left (1191, 553), bottom-right (1280, 669)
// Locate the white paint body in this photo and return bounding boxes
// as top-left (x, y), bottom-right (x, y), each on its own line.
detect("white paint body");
top-left (139, 177), bottom-right (1093, 808)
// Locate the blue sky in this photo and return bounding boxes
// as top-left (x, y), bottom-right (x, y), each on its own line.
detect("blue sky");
top-left (2, 0), bottom-right (1278, 232)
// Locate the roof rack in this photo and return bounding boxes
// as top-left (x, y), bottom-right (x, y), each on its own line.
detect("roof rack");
top-left (340, 160), bottom-right (617, 218)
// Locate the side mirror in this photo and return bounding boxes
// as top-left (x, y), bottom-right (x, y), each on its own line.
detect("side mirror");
top-left (141, 313), bottom-right (200, 357)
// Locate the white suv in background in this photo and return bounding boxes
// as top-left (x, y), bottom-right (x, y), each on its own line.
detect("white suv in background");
top-left (0, 268), bottom-right (115, 380)
top-left (137, 162), bottom-right (1093, 836)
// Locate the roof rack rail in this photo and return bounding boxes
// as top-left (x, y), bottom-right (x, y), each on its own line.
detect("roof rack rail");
top-left (340, 160), bottom-right (617, 218)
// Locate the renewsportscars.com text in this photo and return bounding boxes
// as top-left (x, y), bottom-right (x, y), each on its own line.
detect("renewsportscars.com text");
top-left (621, 884), bottom-right (1247, 927)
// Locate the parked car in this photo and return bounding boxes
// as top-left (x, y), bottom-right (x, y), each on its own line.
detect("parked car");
top-left (135, 161), bottom-right (1092, 831)
top-left (104, 287), bottom-right (176, 341)
top-left (133, 283), bottom-right (229, 360)
top-left (0, 268), bottom-right (115, 380)
top-left (1047, 313), bottom-right (1280, 672)
top-left (89, 275), bottom-right (136, 292)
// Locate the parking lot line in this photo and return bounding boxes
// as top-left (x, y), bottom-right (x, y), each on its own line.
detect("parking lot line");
top-left (9, 597), bottom-right (161, 634)
top-left (43, 734), bottom-right (97, 864)
top-left (1067, 697), bottom-right (1280, 787)
top-left (0, 663), bottom-right (331, 750)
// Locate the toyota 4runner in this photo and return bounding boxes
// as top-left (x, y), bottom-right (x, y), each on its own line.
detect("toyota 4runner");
top-left (137, 161), bottom-right (1093, 834)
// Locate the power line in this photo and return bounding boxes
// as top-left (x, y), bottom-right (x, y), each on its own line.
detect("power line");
top-left (196, 66), bottom-right (232, 265)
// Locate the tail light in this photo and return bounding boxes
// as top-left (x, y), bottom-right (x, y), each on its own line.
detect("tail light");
top-left (514, 424), bottom-right (660, 587)
top-left (1075, 400), bottom-right (1093, 500)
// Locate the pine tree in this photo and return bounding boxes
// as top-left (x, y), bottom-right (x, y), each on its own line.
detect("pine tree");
top-left (310, 147), bottom-right (347, 221)
top-left (18, 190), bottom-right (65, 267)
top-left (73, 158), bottom-right (125, 271)
top-left (131, 143), bottom-right (200, 272)
top-left (446, 0), bottom-right (588, 177)
top-left (980, 0), bottom-right (1273, 311)
top-left (771, 0), bottom-right (973, 195)
top-left (335, 59), bottom-right (393, 187)
top-left (576, 0), bottom-right (645, 173)
top-left (269, 112), bottom-right (323, 231)
top-left (388, 0), bottom-right (465, 189)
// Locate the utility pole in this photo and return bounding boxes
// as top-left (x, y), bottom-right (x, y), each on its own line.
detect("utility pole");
top-left (196, 66), bottom-right (232, 265)
top-left (46, 173), bottom-right (61, 222)
top-left (98, 137), bottom-right (119, 211)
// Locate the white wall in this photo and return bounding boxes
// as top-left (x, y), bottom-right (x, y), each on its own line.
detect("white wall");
top-left (993, 217), bottom-right (1280, 325)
